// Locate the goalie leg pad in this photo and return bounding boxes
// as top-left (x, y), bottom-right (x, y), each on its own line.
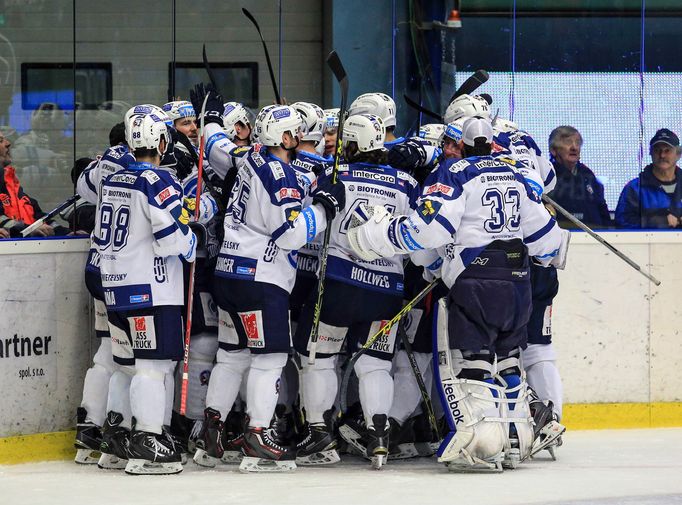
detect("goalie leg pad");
top-left (432, 298), bottom-right (506, 472)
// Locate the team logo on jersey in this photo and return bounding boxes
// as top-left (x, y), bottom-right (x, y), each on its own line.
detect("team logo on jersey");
top-left (417, 199), bottom-right (442, 224)
top-left (286, 208), bottom-right (300, 223)
top-left (240, 311), bottom-right (265, 348)
top-left (276, 187), bottom-right (301, 201)
top-left (133, 317), bottom-right (146, 332)
top-left (129, 294), bottom-right (150, 304)
top-left (232, 146), bottom-right (250, 156)
top-left (0, 194), bottom-right (10, 206)
top-left (424, 182), bottom-right (454, 197)
top-left (141, 171), bottom-right (160, 184)
top-left (367, 320), bottom-right (397, 354)
top-left (498, 156), bottom-right (517, 166)
top-left (156, 188), bottom-right (172, 203)
top-left (270, 161), bottom-right (285, 180)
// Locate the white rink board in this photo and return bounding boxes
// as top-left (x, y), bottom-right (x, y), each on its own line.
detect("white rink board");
top-left (1, 429), bottom-right (681, 505)
top-left (553, 231), bottom-right (682, 405)
top-left (0, 232), bottom-right (681, 439)
top-left (0, 238), bottom-right (92, 437)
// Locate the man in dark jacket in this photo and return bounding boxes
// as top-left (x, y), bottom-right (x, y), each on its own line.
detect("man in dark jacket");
top-left (616, 128), bottom-right (682, 229)
top-left (547, 126), bottom-right (612, 229)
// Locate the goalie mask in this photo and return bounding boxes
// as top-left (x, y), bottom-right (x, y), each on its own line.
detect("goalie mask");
top-left (292, 101), bottom-right (325, 146)
top-left (342, 113), bottom-right (385, 152)
top-left (254, 105), bottom-right (302, 149)
top-left (348, 93), bottom-right (396, 129)
top-left (443, 94), bottom-right (491, 124)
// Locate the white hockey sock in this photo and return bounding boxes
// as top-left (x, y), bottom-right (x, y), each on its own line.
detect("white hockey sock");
top-left (526, 360), bottom-right (564, 420)
top-left (130, 360), bottom-right (174, 435)
top-left (389, 350), bottom-right (432, 424)
top-left (246, 353), bottom-right (287, 427)
top-left (205, 348), bottom-right (251, 421)
top-left (107, 369), bottom-right (132, 430)
top-left (80, 338), bottom-right (115, 427)
top-left (355, 354), bottom-right (393, 428)
top-left (164, 366), bottom-right (176, 427)
top-left (301, 356), bottom-right (337, 425)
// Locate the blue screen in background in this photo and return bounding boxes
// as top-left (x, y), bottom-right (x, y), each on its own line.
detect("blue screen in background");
top-left (456, 72), bottom-right (682, 210)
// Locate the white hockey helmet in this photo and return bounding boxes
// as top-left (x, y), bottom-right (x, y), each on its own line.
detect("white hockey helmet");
top-left (324, 108), bottom-right (340, 131)
top-left (418, 123), bottom-right (445, 147)
top-left (443, 94), bottom-right (491, 124)
top-left (292, 101), bottom-right (325, 145)
top-left (443, 119), bottom-right (465, 143)
top-left (348, 93), bottom-right (396, 128)
top-left (126, 113), bottom-right (169, 157)
top-left (493, 117), bottom-right (519, 134)
top-left (222, 102), bottom-right (252, 140)
top-left (124, 104), bottom-right (170, 142)
top-left (343, 113), bottom-right (385, 152)
top-left (162, 101), bottom-right (195, 122)
top-left (254, 105), bottom-right (302, 147)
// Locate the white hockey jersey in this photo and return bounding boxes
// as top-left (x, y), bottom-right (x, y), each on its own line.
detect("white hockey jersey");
top-left (493, 129), bottom-right (556, 192)
top-left (203, 123), bottom-right (253, 180)
top-left (394, 155), bottom-right (564, 288)
top-left (214, 149), bottom-right (328, 293)
top-left (96, 161), bottom-right (196, 311)
top-left (325, 162), bottom-right (420, 295)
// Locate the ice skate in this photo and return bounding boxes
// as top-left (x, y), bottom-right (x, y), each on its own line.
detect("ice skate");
top-left (411, 412), bottom-right (439, 457)
top-left (295, 424), bottom-right (340, 465)
top-left (271, 404), bottom-right (297, 448)
top-left (387, 417), bottom-right (419, 460)
top-left (528, 396), bottom-right (566, 458)
top-left (125, 430), bottom-right (183, 475)
top-left (338, 409), bottom-right (368, 458)
top-left (366, 414), bottom-right (389, 470)
top-left (74, 407), bottom-right (102, 465)
top-left (97, 411), bottom-right (130, 470)
top-left (239, 426), bottom-right (296, 473)
top-left (220, 410), bottom-right (246, 464)
top-left (192, 407), bottom-right (224, 468)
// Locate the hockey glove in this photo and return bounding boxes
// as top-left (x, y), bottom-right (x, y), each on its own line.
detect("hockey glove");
top-left (312, 179), bottom-right (346, 221)
top-left (549, 229), bottom-right (571, 270)
top-left (387, 139), bottom-right (427, 172)
top-left (347, 204), bottom-right (398, 262)
top-left (190, 83), bottom-right (224, 127)
top-left (189, 221), bottom-right (207, 249)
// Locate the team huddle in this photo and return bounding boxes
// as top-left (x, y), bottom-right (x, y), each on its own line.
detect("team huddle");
top-left (72, 80), bottom-right (570, 475)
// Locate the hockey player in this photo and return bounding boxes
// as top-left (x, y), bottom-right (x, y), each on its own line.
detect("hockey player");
top-left (323, 108), bottom-right (339, 158)
top-left (196, 101), bottom-right (345, 473)
top-left (223, 102), bottom-right (253, 146)
top-left (97, 112), bottom-right (196, 475)
top-left (348, 92), bottom-right (405, 148)
top-left (347, 117), bottom-right (569, 472)
top-left (293, 113), bottom-right (420, 469)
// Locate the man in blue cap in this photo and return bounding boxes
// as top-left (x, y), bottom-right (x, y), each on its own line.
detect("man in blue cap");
top-left (616, 128), bottom-right (682, 228)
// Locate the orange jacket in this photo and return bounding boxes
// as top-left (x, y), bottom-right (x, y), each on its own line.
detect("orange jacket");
top-left (0, 165), bottom-right (37, 225)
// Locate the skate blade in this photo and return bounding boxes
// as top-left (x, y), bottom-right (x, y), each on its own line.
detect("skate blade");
top-left (192, 448), bottom-right (219, 468)
top-left (529, 421), bottom-right (566, 458)
top-left (238, 456), bottom-right (296, 473)
top-left (221, 450), bottom-right (244, 464)
top-left (296, 449), bottom-right (341, 466)
top-left (445, 459), bottom-right (503, 473)
top-left (74, 448), bottom-right (101, 465)
top-left (125, 459), bottom-right (183, 475)
top-left (97, 453), bottom-right (127, 470)
top-left (371, 452), bottom-right (387, 470)
top-left (181, 452), bottom-right (188, 465)
top-left (389, 443), bottom-right (420, 460)
top-left (414, 442), bottom-right (436, 457)
top-left (338, 425), bottom-right (367, 458)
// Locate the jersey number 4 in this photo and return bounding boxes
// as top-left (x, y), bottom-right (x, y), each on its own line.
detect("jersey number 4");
top-left (99, 203), bottom-right (131, 251)
top-left (482, 187), bottom-right (520, 233)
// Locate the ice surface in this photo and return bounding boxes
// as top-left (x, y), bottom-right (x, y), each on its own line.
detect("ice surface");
top-left (1, 429), bottom-right (681, 505)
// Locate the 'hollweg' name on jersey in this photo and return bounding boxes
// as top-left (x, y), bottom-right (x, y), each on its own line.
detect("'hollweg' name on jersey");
top-left (350, 266), bottom-right (390, 289)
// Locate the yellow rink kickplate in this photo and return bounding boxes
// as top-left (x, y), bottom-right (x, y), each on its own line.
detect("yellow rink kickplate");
top-left (1, 403), bottom-right (681, 465)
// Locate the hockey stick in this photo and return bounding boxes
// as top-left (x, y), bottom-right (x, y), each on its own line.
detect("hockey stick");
top-left (398, 319), bottom-right (440, 440)
top-left (403, 94), bottom-right (443, 122)
top-left (242, 8), bottom-right (282, 104)
top-left (340, 278), bottom-right (440, 413)
top-left (542, 193), bottom-right (661, 286)
top-left (307, 50), bottom-right (349, 365)
top-left (179, 93), bottom-right (209, 416)
top-left (202, 44), bottom-right (220, 94)
top-left (449, 69), bottom-right (489, 103)
top-left (20, 194), bottom-right (78, 237)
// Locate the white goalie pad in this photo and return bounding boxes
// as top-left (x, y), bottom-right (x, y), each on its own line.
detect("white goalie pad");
top-left (433, 298), bottom-right (506, 472)
top-left (496, 373), bottom-right (535, 468)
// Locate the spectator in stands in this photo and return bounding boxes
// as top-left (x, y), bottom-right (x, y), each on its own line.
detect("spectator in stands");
top-left (616, 129), bottom-right (682, 229)
top-left (547, 126), bottom-right (612, 229)
top-left (0, 128), bottom-right (68, 237)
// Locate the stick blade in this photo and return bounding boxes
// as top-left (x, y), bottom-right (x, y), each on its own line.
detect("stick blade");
top-left (326, 51), bottom-right (347, 83)
top-left (449, 69), bottom-right (490, 103)
top-left (403, 94), bottom-right (443, 122)
top-left (242, 7), bottom-right (258, 28)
